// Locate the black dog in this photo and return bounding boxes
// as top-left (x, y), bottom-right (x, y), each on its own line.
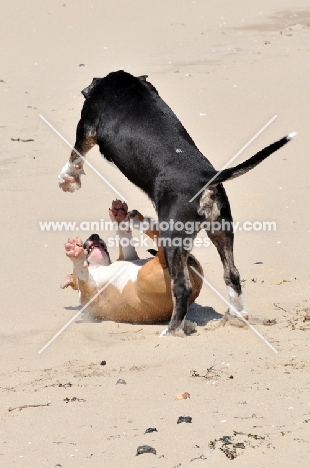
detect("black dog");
top-left (58, 70), bottom-right (295, 335)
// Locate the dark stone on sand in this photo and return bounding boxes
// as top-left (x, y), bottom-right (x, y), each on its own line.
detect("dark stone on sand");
top-left (116, 379), bottom-right (126, 385)
top-left (136, 445), bottom-right (156, 456)
top-left (144, 427), bottom-right (158, 434)
top-left (177, 416), bottom-right (192, 424)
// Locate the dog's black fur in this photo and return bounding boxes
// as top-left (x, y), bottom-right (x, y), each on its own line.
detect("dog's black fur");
top-left (60, 70), bottom-right (294, 334)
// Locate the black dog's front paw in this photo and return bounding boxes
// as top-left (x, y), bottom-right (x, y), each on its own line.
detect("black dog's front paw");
top-left (58, 162), bottom-right (85, 192)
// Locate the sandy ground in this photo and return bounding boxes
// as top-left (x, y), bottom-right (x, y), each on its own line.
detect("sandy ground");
top-left (1, 0), bottom-right (310, 466)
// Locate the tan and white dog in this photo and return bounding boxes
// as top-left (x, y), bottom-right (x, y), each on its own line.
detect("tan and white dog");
top-left (61, 200), bottom-right (203, 325)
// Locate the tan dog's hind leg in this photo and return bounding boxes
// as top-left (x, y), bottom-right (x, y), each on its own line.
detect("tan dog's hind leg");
top-left (125, 210), bottom-right (167, 266)
top-left (187, 255), bottom-right (203, 304)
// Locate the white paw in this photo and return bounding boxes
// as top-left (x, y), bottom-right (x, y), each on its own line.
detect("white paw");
top-left (159, 327), bottom-right (186, 338)
top-left (58, 162), bottom-right (84, 192)
top-left (159, 328), bottom-right (171, 337)
top-left (183, 319), bottom-right (197, 334)
top-left (228, 309), bottom-right (249, 321)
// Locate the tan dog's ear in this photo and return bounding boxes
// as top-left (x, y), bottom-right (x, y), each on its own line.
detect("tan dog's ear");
top-left (61, 273), bottom-right (79, 290)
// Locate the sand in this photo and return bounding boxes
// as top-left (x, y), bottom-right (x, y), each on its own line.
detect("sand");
top-left (0, 0), bottom-right (309, 466)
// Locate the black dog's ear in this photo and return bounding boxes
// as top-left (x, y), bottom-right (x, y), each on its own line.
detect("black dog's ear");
top-left (137, 75), bottom-right (159, 95)
top-left (137, 75), bottom-right (148, 82)
top-left (81, 77), bottom-right (101, 98)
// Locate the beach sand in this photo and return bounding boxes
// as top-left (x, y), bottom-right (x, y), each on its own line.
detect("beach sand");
top-left (0, 0), bottom-right (309, 466)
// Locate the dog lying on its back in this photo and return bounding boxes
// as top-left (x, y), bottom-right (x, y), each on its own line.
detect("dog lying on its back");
top-left (61, 200), bottom-right (203, 327)
top-left (58, 71), bottom-right (296, 336)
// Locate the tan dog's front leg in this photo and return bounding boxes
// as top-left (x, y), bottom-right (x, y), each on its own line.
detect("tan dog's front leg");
top-left (109, 200), bottom-right (139, 261)
top-left (64, 237), bottom-right (89, 283)
top-left (62, 237), bottom-right (100, 315)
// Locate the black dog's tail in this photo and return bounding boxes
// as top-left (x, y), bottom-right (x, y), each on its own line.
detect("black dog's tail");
top-left (208, 132), bottom-right (296, 186)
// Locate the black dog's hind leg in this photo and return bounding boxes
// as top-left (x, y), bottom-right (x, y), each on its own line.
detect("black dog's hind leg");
top-left (199, 184), bottom-right (248, 320)
top-left (160, 243), bottom-right (193, 336)
top-left (207, 226), bottom-right (248, 320)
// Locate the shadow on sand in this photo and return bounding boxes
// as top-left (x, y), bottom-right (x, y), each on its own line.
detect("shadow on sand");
top-left (186, 302), bottom-right (223, 326)
top-left (64, 302), bottom-right (224, 327)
